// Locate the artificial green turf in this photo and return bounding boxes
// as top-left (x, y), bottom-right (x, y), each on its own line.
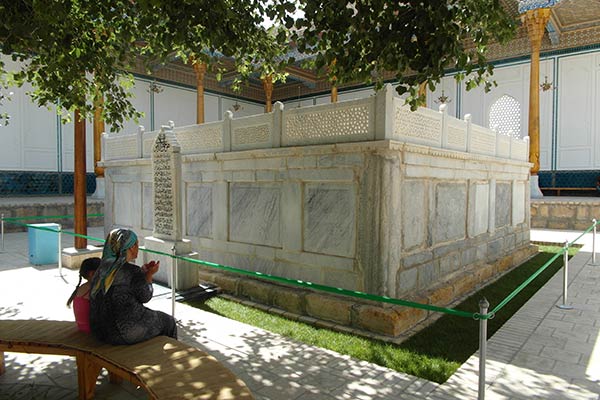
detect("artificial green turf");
top-left (187, 245), bottom-right (577, 383)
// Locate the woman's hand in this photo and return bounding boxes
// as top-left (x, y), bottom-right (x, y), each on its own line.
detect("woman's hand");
top-left (142, 260), bottom-right (160, 283)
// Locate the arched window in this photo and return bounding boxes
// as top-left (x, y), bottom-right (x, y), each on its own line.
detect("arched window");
top-left (489, 95), bottom-right (521, 138)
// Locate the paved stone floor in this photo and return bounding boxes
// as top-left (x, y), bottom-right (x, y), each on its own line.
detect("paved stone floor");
top-left (0, 226), bottom-right (599, 399)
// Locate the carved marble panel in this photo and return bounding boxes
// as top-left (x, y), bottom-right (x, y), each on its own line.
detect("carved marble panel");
top-left (186, 184), bottom-right (213, 238)
top-left (393, 103), bottom-right (442, 145)
top-left (105, 135), bottom-right (138, 160)
top-left (175, 123), bottom-right (223, 154)
top-left (152, 129), bottom-right (182, 240)
top-left (471, 126), bottom-right (496, 156)
top-left (304, 184), bottom-right (356, 258)
top-left (229, 183), bottom-right (281, 247)
top-left (283, 100), bottom-right (373, 145)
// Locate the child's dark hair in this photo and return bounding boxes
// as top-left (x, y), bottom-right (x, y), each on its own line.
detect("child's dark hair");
top-left (66, 257), bottom-right (101, 307)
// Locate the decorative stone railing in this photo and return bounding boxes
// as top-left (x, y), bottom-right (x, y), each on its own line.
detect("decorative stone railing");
top-left (103, 84), bottom-right (530, 162)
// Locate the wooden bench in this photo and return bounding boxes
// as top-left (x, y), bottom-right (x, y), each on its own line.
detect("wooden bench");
top-left (541, 187), bottom-right (597, 196)
top-left (0, 319), bottom-right (254, 400)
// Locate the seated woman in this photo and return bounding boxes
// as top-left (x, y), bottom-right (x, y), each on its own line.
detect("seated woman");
top-left (90, 228), bottom-right (177, 345)
top-left (67, 257), bottom-right (101, 333)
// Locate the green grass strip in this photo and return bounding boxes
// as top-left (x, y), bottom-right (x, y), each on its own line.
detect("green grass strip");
top-left (2, 213), bottom-right (103, 221)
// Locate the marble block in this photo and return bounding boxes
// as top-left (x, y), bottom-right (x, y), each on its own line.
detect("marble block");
top-left (114, 182), bottom-right (140, 228)
top-left (142, 236), bottom-right (199, 290)
top-left (432, 183), bottom-right (467, 244)
top-left (495, 182), bottom-right (512, 228)
top-left (513, 181), bottom-right (526, 225)
top-left (61, 246), bottom-right (104, 270)
top-left (469, 183), bottom-right (489, 237)
top-left (402, 180), bottom-right (427, 249)
top-left (229, 183), bottom-right (281, 247)
top-left (186, 184), bottom-right (213, 238)
top-left (142, 182), bottom-right (154, 230)
top-left (304, 184), bottom-right (356, 258)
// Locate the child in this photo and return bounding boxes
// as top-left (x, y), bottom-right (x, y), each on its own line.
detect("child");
top-left (67, 257), bottom-right (101, 333)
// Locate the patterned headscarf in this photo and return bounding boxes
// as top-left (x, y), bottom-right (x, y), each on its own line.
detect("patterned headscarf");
top-left (91, 228), bottom-right (138, 297)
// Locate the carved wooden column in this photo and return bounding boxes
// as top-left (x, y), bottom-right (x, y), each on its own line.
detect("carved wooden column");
top-left (74, 110), bottom-right (87, 249)
top-left (193, 61), bottom-right (207, 124)
top-left (522, 8), bottom-right (550, 176)
top-left (263, 74), bottom-right (273, 113)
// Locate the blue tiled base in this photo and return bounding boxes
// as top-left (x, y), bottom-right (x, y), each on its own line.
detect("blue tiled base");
top-left (538, 170), bottom-right (600, 188)
top-left (0, 171), bottom-right (96, 196)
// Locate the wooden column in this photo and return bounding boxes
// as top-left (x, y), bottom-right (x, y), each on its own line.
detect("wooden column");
top-left (93, 97), bottom-right (104, 178)
top-left (522, 8), bottom-right (551, 175)
top-left (262, 75), bottom-right (273, 113)
top-left (74, 110), bottom-right (87, 249)
top-left (331, 84), bottom-right (338, 103)
top-left (193, 61), bottom-right (207, 124)
top-left (418, 81), bottom-right (427, 105)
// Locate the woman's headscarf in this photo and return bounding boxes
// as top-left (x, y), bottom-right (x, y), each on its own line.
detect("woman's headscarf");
top-left (91, 228), bottom-right (138, 297)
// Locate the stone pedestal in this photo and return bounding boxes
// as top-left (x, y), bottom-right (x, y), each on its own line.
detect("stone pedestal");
top-left (143, 236), bottom-right (199, 290)
top-left (92, 176), bottom-right (105, 199)
top-left (61, 245), bottom-right (104, 270)
top-left (530, 174), bottom-right (544, 199)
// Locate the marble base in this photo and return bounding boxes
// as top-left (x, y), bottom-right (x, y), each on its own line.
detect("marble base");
top-left (530, 175), bottom-right (544, 199)
top-left (143, 236), bottom-right (199, 290)
top-left (61, 246), bottom-right (104, 270)
top-left (91, 177), bottom-right (105, 199)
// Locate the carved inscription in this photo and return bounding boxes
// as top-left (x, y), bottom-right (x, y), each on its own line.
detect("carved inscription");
top-left (153, 132), bottom-right (175, 237)
top-left (394, 106), bottom-right (441, 142)
top-left (284, 105), bottom-right (370, 143)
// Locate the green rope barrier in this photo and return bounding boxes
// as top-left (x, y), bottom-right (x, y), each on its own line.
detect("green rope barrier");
top-left (142, 247), bottom-right (477, 319)
top-left (10, 219), bottom-right (597, 321)
top-left (567, 223), bottom-right (596, 247)
top-left (489, 248), bottom-right (564, 316)
top-left (5, 221), bottom-right (106, 242)
top-left (2, 214), bottom-right (103, 221)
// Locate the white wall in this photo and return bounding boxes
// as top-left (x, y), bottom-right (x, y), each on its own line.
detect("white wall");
top-left (556, 52), bottom-right (600, 170)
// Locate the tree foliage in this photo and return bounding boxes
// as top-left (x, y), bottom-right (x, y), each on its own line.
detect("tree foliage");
top-left (289, 0), bottom-right (516, 109)
top-left (0, 0), bottom-right (517, 129)
top-left (0, 0), bottom-right (288, 131)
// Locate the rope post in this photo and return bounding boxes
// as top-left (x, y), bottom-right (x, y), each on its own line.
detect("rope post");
top-left (592, 219), bottom-right (598, 266)
top-left (478, 298), bottom-right (489, 400)
top-left (171, 245), bottom-right (177, 318)
top-left (557, 240), bottom-right (573, 310)
top-left (57, 224), bottom-right (63, 276)
top-left (1, 213), bottom-right (4, 252)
